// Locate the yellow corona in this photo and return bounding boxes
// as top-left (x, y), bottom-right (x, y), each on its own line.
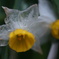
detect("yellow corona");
top-left (9, 29), bottom-right (35, 52)
top-left (51, 20), bottom-right (59, 39)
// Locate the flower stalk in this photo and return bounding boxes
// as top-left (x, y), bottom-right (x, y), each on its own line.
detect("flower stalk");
top-left (47, 43), bottom-right (58, 59)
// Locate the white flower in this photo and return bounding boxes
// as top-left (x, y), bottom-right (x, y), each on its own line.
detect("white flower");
top-left (0, 4), bottom-right (56, 54)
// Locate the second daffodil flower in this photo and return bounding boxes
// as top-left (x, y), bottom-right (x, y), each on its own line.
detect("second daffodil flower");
top-left (1, 4), bottom-right (59, 54)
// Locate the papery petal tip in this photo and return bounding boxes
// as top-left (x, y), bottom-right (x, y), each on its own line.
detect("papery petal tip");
top-left (2, 6), bottom-right (9, 11)
top-left (2, 6), bottom-right (12, 15)
top-left (29, 4), bottom-right (37, 9)
top-left (32, 4), bottom-right (37, 7)
top-left (2, 6), bottom-right (5, 9)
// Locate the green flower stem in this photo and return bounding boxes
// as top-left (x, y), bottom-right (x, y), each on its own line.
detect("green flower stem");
top-left (1, 46), bottom-right (9, 59)
top-left (47, 43), bottom-right (58, 59)
top-left (9, 49), bottom-right (17, 59)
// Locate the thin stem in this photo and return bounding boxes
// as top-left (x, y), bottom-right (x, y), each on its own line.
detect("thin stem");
top-left (9, 49), bottom-right (17, 59)
top-left (47, 43), bottom-right (58, 59)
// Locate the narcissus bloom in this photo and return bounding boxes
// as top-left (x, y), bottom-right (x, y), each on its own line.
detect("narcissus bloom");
top-left (1, 4), bottom-right (43, 54)
top-left (0, 4), bottom-right (59, 54)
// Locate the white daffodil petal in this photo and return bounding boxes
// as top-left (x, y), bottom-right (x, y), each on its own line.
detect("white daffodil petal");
top-left (26, 16), bottom-right (51, 53)
top-left (19, 4), bottom-right (38, 22)
top-left (4, 9), bottom-right (20, 30)
top-left (4, 4), bottom-right (38, 30)
top-left (28, 16), bottom-right (51, 44)
top-left (38, 16), bottom-right (55, 23)
top-left (18, 4), bottom-right (38, 29)
top-left (39, 0), bottom-right (57, 20)
top-left (0, 25), bottom-right (10, 46)
top-left (2, 6), bottom-right (21, 29)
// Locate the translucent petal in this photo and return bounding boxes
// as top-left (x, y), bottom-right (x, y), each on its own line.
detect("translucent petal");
top-left (18, 4), bottom-right (38, 29)
top-left (4, 4), bottom-right (38, 29)
top-left (0, 25), bottom-right (10, 46)
top-left (18, 4), bottom-right (38, 22)
top-left (4, 9), bottom-right (20, 30)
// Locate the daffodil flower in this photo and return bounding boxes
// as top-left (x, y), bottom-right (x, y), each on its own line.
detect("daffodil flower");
top-left (1, 4), bottom-right (44, 54)
top-left (1, 4), bottom-right (59, 55)
top-left (39, 0), bottom-right (59, 59)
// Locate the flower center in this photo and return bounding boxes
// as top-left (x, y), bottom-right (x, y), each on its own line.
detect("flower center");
top-left (16, 34), bottom-right (25, 40)
top-left (51, 20), bottom-right (59, 39)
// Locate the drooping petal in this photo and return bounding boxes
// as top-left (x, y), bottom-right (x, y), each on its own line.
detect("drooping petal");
top-left (4, 4), bottom-right (38, 30)
top-left (0, 25), bottom-right (10, 46)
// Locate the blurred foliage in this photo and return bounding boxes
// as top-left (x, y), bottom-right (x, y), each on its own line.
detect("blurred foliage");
top-left (50, 0), bottom-right (59, 18)
top-left (0, 0), bottom-right (15, 25)
top-left (51, 0), bottom-right (59, 13)
top-left (17, 41), bottom-right (51, 59)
